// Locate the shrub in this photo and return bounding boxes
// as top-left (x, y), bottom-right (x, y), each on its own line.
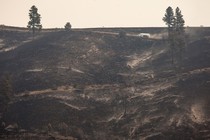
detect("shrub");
top-left (65, 22), bottom-right (72, 31)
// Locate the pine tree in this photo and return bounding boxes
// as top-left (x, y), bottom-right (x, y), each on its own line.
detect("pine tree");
top-left (175, 7), bottom-right (185, 33)
top-left (27, 5), bottom-right (42, 37)
top-left (175, 7), bottom-right (186, 61)
top-left (163, 6), bottom-right (186, 64)
top-left (163, 7), bottom-right (175, 32)
top-left (163, 6), bottom-right (176, 64)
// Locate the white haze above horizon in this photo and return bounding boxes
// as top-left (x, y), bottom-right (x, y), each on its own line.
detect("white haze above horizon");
top-left (0, 0), bottom-right (209, 28)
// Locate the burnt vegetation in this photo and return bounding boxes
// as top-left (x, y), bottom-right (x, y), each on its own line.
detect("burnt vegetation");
top-left (0, 5), bottom-right (210, 138)
top-left (0, 25), bottom-right (210, 139)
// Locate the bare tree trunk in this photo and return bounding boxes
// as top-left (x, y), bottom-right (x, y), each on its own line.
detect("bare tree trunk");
top-left (32, 25), bottom-right (35, 39)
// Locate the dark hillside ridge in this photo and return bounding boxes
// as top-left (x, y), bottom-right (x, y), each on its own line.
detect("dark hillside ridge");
top-left (0, 30), bottom-right (156, 92)
top-left (1, 27), bottom-right (210, 139)
top-left (79, 27), bottom-right (168, 34)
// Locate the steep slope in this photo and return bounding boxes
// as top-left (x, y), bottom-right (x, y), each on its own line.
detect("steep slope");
top-left (0, 30), bottom-right (155, 92)
top-left (1, 27), bottom-right (210, 139)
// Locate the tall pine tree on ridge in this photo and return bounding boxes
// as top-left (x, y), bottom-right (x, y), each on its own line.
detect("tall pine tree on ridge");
top-left (27, 5), bottom-right (42, 37)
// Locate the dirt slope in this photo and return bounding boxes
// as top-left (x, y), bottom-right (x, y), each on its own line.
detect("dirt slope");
top-left (0, 27), bottom-right (210, 139)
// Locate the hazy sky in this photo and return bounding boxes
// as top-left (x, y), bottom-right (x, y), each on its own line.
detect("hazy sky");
top-left (0, 0), bottom-right (209, 28)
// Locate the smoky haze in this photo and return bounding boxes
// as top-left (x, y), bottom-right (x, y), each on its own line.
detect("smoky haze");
top-left (0, 0), bottom-right (210, 28)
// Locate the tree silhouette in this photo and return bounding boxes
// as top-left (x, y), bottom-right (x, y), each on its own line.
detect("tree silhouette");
top-left (65, 22), bottom-right (72, 31)
top-left (163, 6), bottom-right (175, 31)
top-left (163, 6), bottom-right (176, 64)
top-left (163, 6), bottom-right (186, 64)
top-left (175, 7), bottom-right (186, 61)
top-left (27, 5), bottom-right (42, 37)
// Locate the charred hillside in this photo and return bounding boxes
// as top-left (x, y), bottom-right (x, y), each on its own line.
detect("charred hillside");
top-left (0, 29), bottom-right (156, 92)
top-left (0, 27), bottom-right (210, 139)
